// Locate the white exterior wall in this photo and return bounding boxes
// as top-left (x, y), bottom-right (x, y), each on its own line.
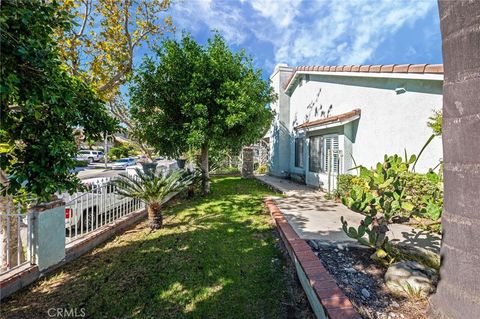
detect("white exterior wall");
top-left (286, 72), bottom-right (443, 188)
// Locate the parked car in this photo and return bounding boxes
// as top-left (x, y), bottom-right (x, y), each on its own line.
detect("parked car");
top-left (76, 150), bottom-right (104, 163)
top-left (110, 158), bottom-right (136, 170)
top-left (64, 182), bottom-right (139, 232)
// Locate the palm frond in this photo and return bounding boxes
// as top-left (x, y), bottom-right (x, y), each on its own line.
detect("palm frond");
top-left (114, 168), bottom-right (195, 205)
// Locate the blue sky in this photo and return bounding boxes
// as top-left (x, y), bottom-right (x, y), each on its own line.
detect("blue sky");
top-left (166, 0), bottom-right (442, 78)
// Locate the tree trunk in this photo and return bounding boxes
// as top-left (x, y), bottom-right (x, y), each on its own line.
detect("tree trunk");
top-left (429, 2), bottom-right (480, 318)
top-left (200, 143), bottom-right (210, 195)
top-left (147, 202), bottom-right (163, 230)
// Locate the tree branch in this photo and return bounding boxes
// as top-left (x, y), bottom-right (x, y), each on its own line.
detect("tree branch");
top-left (75, 0), bottom-right (91, 39)
top-left (98, 64), bottom-right (131, 93)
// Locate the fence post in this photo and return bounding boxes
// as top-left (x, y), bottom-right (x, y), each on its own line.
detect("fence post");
top-left (242, 147), bottom-right (254, 178)
top-left (30, 199), bottom-right (66, 271)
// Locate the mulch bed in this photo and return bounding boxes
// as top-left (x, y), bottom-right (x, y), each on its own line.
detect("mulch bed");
top-left (308, 242), bottom-right (428, 319)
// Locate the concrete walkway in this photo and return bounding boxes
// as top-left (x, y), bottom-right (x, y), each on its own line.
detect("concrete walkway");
top-left (256, 175), bottom-right (441, 255)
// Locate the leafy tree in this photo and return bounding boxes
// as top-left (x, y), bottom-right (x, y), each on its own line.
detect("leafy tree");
top-left (56, 0), bottom-right (173, 99)
top-left (108, 96), bottom-right (155, 160)
top-left (0, 0), bottom-right (117, 202)
top-left (56, 0), bottom-right (174, 160)
top-left (130, 34), bottom-right (275, 194)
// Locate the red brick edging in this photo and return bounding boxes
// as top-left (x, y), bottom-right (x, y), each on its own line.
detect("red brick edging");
top-left (264, 198), bottom-right (361, 319)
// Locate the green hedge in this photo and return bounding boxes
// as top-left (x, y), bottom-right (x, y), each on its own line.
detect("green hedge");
top-left (75, 160), bottom-right (89, 167)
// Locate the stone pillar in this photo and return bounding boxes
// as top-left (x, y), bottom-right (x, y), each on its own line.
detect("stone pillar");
top-left (30, 200), bottom-right (66, 271)
top-left (242, 147), bottom-right (254, 178)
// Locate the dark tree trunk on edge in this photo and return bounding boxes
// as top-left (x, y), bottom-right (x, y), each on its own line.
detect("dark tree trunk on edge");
top-left (200, 143), bottom-right (210, 195)
top-left (147, 202), bottom-right (163, 230)
top-left (429, 1), bottom-right (480, 318)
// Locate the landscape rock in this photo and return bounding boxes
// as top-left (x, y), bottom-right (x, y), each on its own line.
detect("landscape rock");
top-left (310, 240), bottom-right (319, 250)
top-left (361, 288), bottom-right (371, 298)
top-left (384, 261), bottom-right (436, 297)
top-left (345, 267), bottom-right (356, 273)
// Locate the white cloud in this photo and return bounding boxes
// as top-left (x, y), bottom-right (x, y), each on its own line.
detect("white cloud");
top-left (265, 0), bottom-right (436, 66)
top-left (171, 0), bottom-right (248, 45)
top-left (170, 0), bottom-right (437, 68)
top-left (246, 0), bottom-right (303, 28)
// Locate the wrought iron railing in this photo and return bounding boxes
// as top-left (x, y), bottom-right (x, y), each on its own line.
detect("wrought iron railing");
top-left (0, 203), bottom-right (32, 274)
top-left (65, 178), bottom-right (144, 244)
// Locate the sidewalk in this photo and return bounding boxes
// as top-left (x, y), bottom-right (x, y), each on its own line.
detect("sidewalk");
top-left (255, 174), bottom-right (322, 197)
top-left (256, 174), bottom-right (441, 255)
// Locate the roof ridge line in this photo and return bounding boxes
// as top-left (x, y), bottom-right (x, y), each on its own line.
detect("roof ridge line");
top-left (283, 63), bottom-right (443, 91)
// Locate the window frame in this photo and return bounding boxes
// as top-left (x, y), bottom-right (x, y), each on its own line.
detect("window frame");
top-left (308, 135), bottom-right (323, 173)
top-left (294, 138), bottom-right (304, 168)
top-left (308, 134), bottom-right (340, 173)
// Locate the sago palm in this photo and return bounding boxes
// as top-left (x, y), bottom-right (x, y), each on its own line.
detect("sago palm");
top-left (115, 168), bottom-right (193, 230)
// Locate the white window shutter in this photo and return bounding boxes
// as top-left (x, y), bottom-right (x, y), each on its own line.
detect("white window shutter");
top-left (324, 135), bottom-right (339, 173)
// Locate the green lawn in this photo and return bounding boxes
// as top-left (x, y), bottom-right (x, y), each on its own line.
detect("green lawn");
top-left (2, 177), bottom-right (312, 319)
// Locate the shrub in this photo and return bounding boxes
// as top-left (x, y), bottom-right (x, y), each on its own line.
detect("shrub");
top-left (340, 153), bottom-right (443, 263)
top-left (427, 109), bottom-right (442, 136)
top-left (108, 145), bottom-right (132, 160)
top-left (402, 171), bottom-right (443, 221)
top-left (75, 160), bottom-right (89, 167)
top-left (256, 164), bottom-right (267, 174)
top-left (338, 163), bottom-right (443, 222)
top-left (335, 174), bottom-right (368, 199)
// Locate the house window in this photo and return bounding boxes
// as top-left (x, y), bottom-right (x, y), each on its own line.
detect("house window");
top-left (309, 136), bottom-right (323, 172)
top-left (309, 135), bottom-right (339, 173)
top-left (324, 135), bottom-right (340, 173)
top-left (295, 138), bottom-right (304, 168)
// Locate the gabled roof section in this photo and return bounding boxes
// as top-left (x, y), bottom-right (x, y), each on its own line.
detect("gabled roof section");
top-left (283, 64), bottom-right (443, 92)
top-left (295, 109), bottom-right (361, 130)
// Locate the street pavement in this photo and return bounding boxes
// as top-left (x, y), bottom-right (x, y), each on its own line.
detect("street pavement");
top-left (77, 166), bottom-right (121, 180)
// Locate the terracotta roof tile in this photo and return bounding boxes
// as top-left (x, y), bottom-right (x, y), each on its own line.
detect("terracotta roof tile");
top-left (424, 64), bottom-right (443, 73)
top-left (393, 64), bottom-right (410, 73)
top-left (283, 63), bottom-right (443, 90)
top-left (351, 65), bottom-right (361, 72)
top-left (295, 109), bottom-right (361, 130)
top-left (408, 64), bottom-right (427, 73)
top-left (380, 64), bottom-right (395, 72)
top-left (359, 65), bottom-right (371, 72)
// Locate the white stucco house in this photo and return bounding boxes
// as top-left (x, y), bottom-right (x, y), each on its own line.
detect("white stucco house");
top-left (266, 63), bottom-right (444, 190)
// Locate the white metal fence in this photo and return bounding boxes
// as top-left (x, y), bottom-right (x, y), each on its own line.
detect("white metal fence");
top-left (0, 203), bottom-right (32, 274)
top-left (65, 178), bottom-right (145, 244)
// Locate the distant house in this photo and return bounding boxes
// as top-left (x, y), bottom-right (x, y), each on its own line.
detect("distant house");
top-left (266, 63), bottom-right (443, 189)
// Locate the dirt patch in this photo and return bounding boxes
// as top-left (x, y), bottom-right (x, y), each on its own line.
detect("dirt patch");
top-left (308, 242), bottom-right (429, 319)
